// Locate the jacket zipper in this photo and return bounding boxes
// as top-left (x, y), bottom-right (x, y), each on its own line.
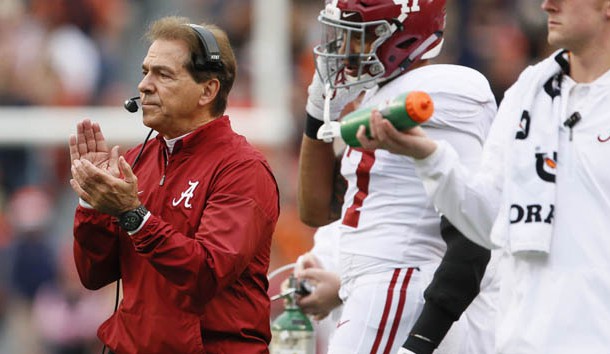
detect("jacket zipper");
top-left (160, 145), bottom-right (169, 186)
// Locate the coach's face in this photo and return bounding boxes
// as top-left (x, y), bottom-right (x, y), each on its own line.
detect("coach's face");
top-left (137, 39), bottom-right (204, 139)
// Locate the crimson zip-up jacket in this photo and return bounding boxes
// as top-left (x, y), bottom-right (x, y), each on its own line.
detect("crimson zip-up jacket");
top-left (73, 116), bottom-right (279, 354)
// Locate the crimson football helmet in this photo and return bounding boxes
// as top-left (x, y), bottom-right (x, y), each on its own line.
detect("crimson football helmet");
top-left (314, 0), bottom-right (446, 88)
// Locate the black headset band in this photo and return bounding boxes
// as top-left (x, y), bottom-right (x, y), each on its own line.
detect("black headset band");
top-left (187, 23), bottom-right (223, 71)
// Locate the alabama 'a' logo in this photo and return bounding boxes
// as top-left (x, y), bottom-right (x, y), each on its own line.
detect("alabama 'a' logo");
top-left (515, 111), bottom-right (531, 140)
top-left (535, 152), bottom-right (557, 183)
top-left (172, 180), bottom-right (200, 208)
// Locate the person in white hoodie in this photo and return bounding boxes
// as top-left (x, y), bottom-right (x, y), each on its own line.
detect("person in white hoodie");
top-left (357, 0), bottom-right (610, 353)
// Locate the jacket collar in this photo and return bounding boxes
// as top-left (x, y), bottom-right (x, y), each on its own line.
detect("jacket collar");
top-left (154, 115), bottom-right (232, 155)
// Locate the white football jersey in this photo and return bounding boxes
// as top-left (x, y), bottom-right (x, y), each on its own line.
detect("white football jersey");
top-left (337, 64), bottom-right (497, 280)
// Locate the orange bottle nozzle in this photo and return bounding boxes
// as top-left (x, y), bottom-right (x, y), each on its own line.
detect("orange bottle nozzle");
top-left (405, 91), bottom-right (434, 124)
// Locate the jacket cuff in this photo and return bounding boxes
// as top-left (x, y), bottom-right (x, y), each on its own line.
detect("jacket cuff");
top-left (414, 140), bottom-right (448, 172)
top-left (79, 198), bottom-right (94, 209)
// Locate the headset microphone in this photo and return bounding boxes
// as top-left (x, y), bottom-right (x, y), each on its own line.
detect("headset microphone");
top-left (124, 96), bottom-right (140, 113)
top-left (121, 95), bottom-right (152, 167)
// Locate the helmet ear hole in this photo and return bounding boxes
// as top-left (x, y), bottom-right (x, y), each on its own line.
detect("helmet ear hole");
top-left (397, 38), bottom-right (417, 50)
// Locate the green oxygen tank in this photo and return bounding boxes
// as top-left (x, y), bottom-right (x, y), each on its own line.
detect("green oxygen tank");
top-left (270, 275), bottom-right (315, 354)
top-left (339, 91), bottom-right (434, 147)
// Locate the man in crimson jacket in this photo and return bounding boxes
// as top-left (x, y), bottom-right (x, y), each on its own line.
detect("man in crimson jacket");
top-left (68, 16), bottom-right (279, 354)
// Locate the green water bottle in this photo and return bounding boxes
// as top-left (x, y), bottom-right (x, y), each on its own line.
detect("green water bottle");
top-left (270, 275), bottom-right (315, 354)
top-left (339, 91), bottom-right (434, 147)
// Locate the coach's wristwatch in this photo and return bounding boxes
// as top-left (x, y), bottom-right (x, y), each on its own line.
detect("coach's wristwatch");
top-left (118, 205), bottom-right (149, 232)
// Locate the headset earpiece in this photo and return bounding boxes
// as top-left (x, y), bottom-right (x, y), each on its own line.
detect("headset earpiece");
top-left (187, 24), bottom-right (223, 71)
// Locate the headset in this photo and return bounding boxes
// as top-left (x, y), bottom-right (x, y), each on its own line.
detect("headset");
top-left (187, 23), bottom-right (223, 71)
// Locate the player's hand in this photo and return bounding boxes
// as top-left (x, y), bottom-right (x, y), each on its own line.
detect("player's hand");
top-left (294, 268), bottom-right (342, 321)
top-left (305, 56), bottom-right (367, 121)
top-left (356, 110), bottom-right (438, 159)
top-left (295, 252), bottom-right (321, 274)
top-left (69, 119), bottom-right (120, 177)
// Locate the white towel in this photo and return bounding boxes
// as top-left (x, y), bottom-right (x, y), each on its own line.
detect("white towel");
top-left (506, 50), bottom-right (568, 254)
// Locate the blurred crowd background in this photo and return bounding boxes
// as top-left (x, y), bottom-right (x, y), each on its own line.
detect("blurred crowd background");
top-left (0, 0), bottom-right (554, 353)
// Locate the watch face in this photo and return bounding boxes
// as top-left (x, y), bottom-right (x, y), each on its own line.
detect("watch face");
top-left (123, 213), bottom-right (141, 230)
top-left (120, 207), bottom-right (146, 231)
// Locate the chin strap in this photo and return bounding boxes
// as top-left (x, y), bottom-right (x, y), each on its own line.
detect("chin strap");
top-left (317, 83), bottom-right (340, 142)
top-left (393, 32), bottom-right (444, 80)
top-left (324, 83), bottom-right (331, 126)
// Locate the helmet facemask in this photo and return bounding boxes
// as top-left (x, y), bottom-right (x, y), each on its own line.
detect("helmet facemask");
top-left (313, 10), bottom-right (392, 89)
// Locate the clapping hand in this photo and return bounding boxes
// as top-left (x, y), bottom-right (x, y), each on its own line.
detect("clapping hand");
top-left (69, 119), bottom-right (140, 216)
top-left (69, 119), bottom-right (120, 177)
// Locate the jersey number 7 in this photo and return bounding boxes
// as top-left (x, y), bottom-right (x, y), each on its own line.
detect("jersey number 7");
top-left (342, 148), bottom-right (375, 228)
